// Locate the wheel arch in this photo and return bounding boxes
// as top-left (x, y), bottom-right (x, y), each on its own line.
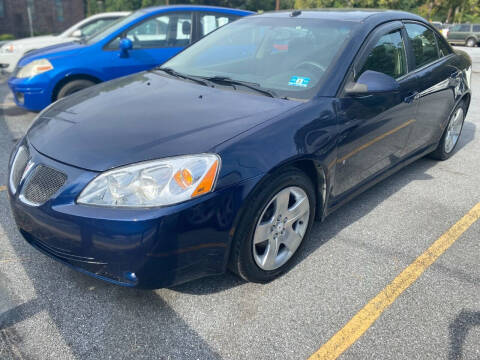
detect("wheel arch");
top-left (52, 73), bottom-right (102, 102)
top-left (227, 157), bottom-right (328, 258)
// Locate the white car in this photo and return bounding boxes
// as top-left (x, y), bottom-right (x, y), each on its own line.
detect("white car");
top-left (0, 12), bottom-right (129, 73)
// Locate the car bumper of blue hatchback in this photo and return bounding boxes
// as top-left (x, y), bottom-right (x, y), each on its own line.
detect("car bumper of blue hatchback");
top-left (8, 141), bottom-right (260, 288)
top-left (8, 74), bottom-right (53, 112)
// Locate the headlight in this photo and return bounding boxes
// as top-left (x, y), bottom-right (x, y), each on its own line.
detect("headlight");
top-left (1, 43), bottom-right (16, 53)
top-left (78, 154), bottom-right (221, 208)
top-left (17, 59), bottom-right (54, 79)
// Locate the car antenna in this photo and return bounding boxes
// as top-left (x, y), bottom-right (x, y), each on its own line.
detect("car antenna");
top-left (290, 10), bottom-right (301, 17)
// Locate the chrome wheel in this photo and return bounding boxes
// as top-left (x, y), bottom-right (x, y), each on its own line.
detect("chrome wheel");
top-left (444, 107), bottom-right (464, 154)
top-left (252, 186), bottom-right (310, 271)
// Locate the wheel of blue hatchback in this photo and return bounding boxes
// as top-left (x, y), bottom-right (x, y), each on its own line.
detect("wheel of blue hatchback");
top-left (56, 79), bottom-right (96, 100)
top-left (229, 168), bottom-right (316, 283)
top-left (430, 101), bottom-right (466, 160)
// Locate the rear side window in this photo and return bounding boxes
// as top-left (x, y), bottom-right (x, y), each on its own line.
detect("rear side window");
top-left (199, 13), bottom-right (239, 37)
top-left (459, 24), bottom-right (471, 32)
top-left (473, 25), bottom-right (480, 32)
top-left (359, 30), bottom-right (407, 79)
top-left (436, 34), bottom-right (452, 57)
top-left (405, 23), bottom-right (439, 68)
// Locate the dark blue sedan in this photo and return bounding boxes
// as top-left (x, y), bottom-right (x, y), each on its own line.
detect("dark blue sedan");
top-left (8, 10), bottom-right (472, 288)
top-left (8, 5), bottom-right (252, 112)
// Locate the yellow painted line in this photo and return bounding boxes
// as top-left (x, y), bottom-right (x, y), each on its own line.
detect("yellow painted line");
top-left (309, 202), bottom-right (480, 360)
top-left (0, 258), bottom-right (30, 264)
top-left (0, 185), bottom-right (6, 192)
top-left (0, 102), bottom-right (15, 107)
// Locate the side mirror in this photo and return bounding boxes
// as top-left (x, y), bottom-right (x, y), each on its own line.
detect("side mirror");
top-left (345, 70), bottom-right (400, 96)
top-left (119, 38), bottom-right (133, 58)
top-left (72, 29), bottom-right (83, 38)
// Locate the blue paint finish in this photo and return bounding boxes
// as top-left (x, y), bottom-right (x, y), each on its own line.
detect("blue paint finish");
top-left (8, 6), bottom-right (253, 111)
top-left (8, 10), bottom-right (472, 288)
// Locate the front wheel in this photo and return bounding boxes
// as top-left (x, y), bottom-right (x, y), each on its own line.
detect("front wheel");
top-left (229, 168), bottom-right (316, 283)
top-left (430, 101), bottom-right (466, 160)
top-left (56, 79), bottom-right (96, 100)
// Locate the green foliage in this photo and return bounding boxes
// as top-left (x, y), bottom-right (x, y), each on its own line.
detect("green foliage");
top-left (0, 34), bottom-right (15, 41)
top-left (86, 0), bottom-right (480, 22)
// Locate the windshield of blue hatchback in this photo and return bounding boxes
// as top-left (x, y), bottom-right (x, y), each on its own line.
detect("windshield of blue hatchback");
top-left (163, 16), bottom-right (358, 100)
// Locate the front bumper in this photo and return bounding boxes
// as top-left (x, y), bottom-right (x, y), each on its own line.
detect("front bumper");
top-left (0, 53), bottom-right (20, 73)
top-left (8, 140), bottom-right (260, 288)
top-left (8, 73), bottom-right (53, 112)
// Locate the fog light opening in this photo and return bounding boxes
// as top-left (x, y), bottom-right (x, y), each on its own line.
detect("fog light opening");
top-left (16, 92), bottom-right (25, 105)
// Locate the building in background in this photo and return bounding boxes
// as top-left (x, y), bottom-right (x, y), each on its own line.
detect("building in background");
top-left (0, 0), bottom-right (85, 38)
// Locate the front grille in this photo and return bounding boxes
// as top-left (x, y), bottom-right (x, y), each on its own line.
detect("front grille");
top-left (9, 146), bottom-right (29, 193)
top-left (22, 165), bottom-right (67, 205)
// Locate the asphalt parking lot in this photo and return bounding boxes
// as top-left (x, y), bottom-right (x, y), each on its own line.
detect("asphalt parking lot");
top-left (1, 47), bottom-right (479, 360)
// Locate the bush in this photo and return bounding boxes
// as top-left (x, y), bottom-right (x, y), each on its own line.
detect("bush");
top-left (0, 34), bottom-right (15, 41)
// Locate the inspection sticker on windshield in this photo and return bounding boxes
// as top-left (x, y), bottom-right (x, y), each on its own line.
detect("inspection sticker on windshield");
top-left (288, 76), bottom-right (310, 88)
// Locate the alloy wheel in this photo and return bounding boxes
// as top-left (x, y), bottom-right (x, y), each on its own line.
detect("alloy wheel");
top-left (444, 107), bottom-right (464, 154)
top-left (252, 186), bottom-right (310, 271)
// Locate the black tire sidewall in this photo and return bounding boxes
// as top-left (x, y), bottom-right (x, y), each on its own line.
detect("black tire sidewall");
top-left (230, 168), bottom-right (316, 283)
top-left (57, 80), bottom-right (95, 100)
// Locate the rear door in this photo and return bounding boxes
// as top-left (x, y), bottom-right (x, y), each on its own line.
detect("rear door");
top-left (195, 12), bottom-right (241, 40)
top-left (333, 22), bottom-right (419, 198)
top-left (402, 22), bottom-right (457, 154)
top-left (101, 12), bottom-right (193, 79)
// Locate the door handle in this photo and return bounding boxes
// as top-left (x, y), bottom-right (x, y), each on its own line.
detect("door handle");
top-left (404, 91), bottom-right (419, 103)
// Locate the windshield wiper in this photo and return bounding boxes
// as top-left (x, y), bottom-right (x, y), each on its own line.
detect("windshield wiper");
top-left (200, 76), bottom-right (277, 98)
top-left (156, 67), bottom-right (211, 87)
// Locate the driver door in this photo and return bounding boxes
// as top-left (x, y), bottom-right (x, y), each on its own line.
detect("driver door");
top-left (101, 12), bottom-right (193, 80)
top-left (332, 21), bottom-right (419, 200)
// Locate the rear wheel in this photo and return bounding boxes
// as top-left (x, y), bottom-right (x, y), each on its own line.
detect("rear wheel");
top-left (466, 37), bottom-right (476, 47)
top-left (229, 168), bottom-right (316, 283)
top-left (56, 79), bottom-right (96, 100)
top-left (430, 101), bottom-right (466, 160)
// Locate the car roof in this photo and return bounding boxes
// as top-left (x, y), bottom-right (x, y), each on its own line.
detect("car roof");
top-left (258, 8), bottom-right (425, 23)
top-left (139, 5), bottom-right (254, 15)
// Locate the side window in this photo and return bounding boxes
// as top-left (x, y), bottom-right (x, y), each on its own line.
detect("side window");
top-left (199, 13), bottom-right (238, 37)
top-left (473, 25), bottom-right (480, 32)
top-left (107, 12), bottom-right (192, 50)
top-left (405, 23), bottom-right (439, 68)
top-left (436, 34), bottom-right (452, 57)
top-left (359, 30), bottom-right (407, 79)
top-left (458, 24), bottom-right (471, 32)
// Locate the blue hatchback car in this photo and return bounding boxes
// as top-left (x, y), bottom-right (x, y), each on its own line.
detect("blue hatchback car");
top-left (8, 10), bottom-right (471, 288)
top-left (8, 5), bottom-right (252, 111)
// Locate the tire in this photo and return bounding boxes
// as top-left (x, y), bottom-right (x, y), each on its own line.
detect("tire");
top-left (56, 79), bottom-right (96, 100)
top-left (466, 38), bottom-right (476, 47)
top-left (229, 168), bottom-right (316, 283)
top-left (430, 101), bottom-right (466, 160)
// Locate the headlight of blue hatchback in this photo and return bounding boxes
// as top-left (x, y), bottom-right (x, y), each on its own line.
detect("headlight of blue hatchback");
top-left (17, 59), bottom-right (54, 79)
top-left (77, 154), bottom-right (220, 208)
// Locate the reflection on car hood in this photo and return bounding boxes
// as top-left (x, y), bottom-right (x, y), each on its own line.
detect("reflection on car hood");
top-left (18, 41), bottom-right (85, 65)
top-left (28, 71), bottom-right (300, 172)
top-left (5, 35), bottom-right (57, 47)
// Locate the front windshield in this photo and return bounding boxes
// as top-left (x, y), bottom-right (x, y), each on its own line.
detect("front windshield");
top-left (85, 11), bottom-right (145, 45)
top-left (163, 17), bottom-right (357, 100)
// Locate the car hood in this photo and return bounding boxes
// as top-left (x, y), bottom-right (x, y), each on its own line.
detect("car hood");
top-left (6, 35), bottom-right (57, 48)
top-left (18, 41), bottom-right (85, 66)
top-left (28, 71), bottom-right (300, 172)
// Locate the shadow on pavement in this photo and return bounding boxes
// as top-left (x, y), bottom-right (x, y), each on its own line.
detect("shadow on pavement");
top-left (448, 310), bottom-right (480, 360)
